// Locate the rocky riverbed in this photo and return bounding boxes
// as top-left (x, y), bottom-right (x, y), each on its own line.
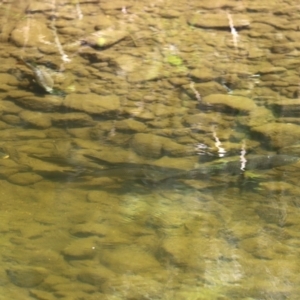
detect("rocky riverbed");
top-left (1, 0), bottom-right (300, 299)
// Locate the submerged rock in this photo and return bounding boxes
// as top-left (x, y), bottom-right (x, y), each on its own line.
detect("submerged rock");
top-left (251, 123), bottom-right (300, 148)
top-left (6, 266), bottom-right (48, 287)
top-left (187, 13), bottom-right (250, 29)
top-left (64, 93), bottom-right (120, 115)
top-left (82, 29), bottom-right (128, 48)
top-left (202, 94), bottom-right (257, 114)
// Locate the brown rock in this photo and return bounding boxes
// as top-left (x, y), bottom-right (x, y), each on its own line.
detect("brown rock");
top-left (187, 13), bottom-right (250, 29)
top-left (202, 94), bottom-right (257, 114)
top-left (6, 266), bottom-right (48, 287)
top-left (115, 119), bottom-right (147, 133)
top-left (251, 122), bottom-right (300, 148)
top-left (131, 133), bottom-right (190, 158)
top-left (64, 93), bottom-right (120, 115)
top-left (50, 112), bottom-right (95, 127)
top-left (19, 110), bottom-right (52, 128)
top-left (13, 95), bottom-right (63, 112)
top-left (10, 19), bottom-right (54, 47)
top-left (62, 237), bottom-right (98, 260)
top-left (8, 172), bottom-right (43, 185)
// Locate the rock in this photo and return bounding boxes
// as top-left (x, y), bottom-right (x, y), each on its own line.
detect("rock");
top-left (238, 106), bottom-right (275, 127)
top-left (50, 112), bottom-right (95, 127)
top-left (183, 81), bottom-right (228, 98)
top-left (189, 67), bottom-right (217, 82)
top-left (13, 95), bottom-right (63, 112)
top-left (7, 172), bottom-right (43, 185)
top-left (6, 266), bottom-right (48, 287)
top-left (251, 123), bottom-right (300, 148)
top-left (0, 73), bottom-right (19, 86)
top-left (70, 223), bottom-right (109, 238)
top-left (269, 98), bottom-right (300, 117)
top-left (127, 61), bottom-right (165, 83)
top-left (0, 100), bottom-right (23, 114)
top-left (99, 246), bottom-right (161, 273)
top-left (10, 19), bottom-right (54, 47)
top-left (26, 2), bottom-right (54, 13)
top-left (239, 235), bottom-right (287, 259)
top-left (62, 237), bottom-right (98, 260)
top-left (82, 29), bottom-right (128, 48)
top-left (1, 114), bottom-right (21, 126)
top-left (202, 94), bottom-right (257, 114)
top-left (131, 133), bottom-right (190, 158)
top-left (19, 110), bottom-right (52, 128)
top-left (77, 266), bottom-right (116, 286)
top-left (115, 119), bottom-right (147, 133)
top-left (29, 289), bottom-right (57, 300)
top-left (271, 43), bottom-right (294, 54)
top-left (187, 13), bottom-right (250, 29)
top-left (153, 156), bottom-right (197, 170)
top-left (63, 93), bottom-right (120, 115)
top-left (101, 275), bottom-right (162, 299)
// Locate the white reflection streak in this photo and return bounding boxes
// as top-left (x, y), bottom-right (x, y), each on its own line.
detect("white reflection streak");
top-left (240, 141), bottom-right (247, 171)
top-left (212, 128), bottom-right (226, 157)
top-left (190, 81), bottom-right (201, 102)
top-left (226, 12), bottom-right (239, 49)
top-left (76, 2), bottom-right (83, 20)
top-left (50, 0), bottom-right (70, 63)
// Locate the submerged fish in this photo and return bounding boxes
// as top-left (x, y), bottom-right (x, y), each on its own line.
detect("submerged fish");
top-left (169, 154), bottom-right (300, 181)
top-left (32, 153), bottom-right (300, 185)
top-left (21, 59), bottom-right (54, 93)
top-left (83, 154), bottom-right (300, 183)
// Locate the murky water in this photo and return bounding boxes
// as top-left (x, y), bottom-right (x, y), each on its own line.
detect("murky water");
top-left (1, 0), bottom-right (300, 299)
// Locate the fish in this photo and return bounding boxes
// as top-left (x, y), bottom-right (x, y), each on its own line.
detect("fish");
top-left (21, 59), bottom-right (54, 93)
top-left (165, 154), bottom-right (300, 181)
top-left (31, 153), bottom-right (300, 185)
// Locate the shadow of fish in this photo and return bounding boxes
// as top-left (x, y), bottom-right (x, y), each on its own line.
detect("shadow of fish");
top-left (83, 154), bottom-right (300, 183)
top-left (167, 154), bottom-right (300, 181)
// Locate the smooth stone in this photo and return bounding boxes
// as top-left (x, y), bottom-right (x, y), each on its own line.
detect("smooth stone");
top-left (7, 172), bottom-right (43, 185)
top-left (70, 223), bottom-right (109, 238)
top-left (127, 63), bottom-right (165, 83)
top-left (12, 95), bottom-right (63, 112)
top-left (202, 94), bottom-right (257, 113)
top-left (1, 114), bottom-right (22, 126)
top-left (183, 81), bottom-right (228, 98)
top-left (29, 289), bottom-right (56, 300)
top-left (82, 29), bottom-right (128, 48)
top-left (64, 93), bottom-right (120, 115)
top-left (99, 246), bottom-right (161, 273)
top-left (62, 237), bottom-right (98, 260)
top-left (19, 110), bottom-right (52, 128)
top-left (189, 68), bottom-right (217, 82)
top-left (251, 123), bottom-right (300, 148)
top-left (115, 119), bottom-right (148, 133)
top-left (10, 19), bottom-right (54, 47)
top-left (50, 112), bottom-right (95, 127)
top-left (131, 133), bottom-right (189, 158)
top-left (238, 106), bottom-right (275, 127)
top-left (269, 99), bottom-right (300, 117)
top-left (6, 266), bottom-right (48, 287)
top-left (0, 101), bottom-right (23, 114)
top-left (77, 266), bottom-right (116, 286)
top-left (187, 13), bottom-right (250, 29)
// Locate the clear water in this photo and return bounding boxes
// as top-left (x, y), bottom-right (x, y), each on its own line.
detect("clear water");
top-left (0, 0), bottom-right (300, 299)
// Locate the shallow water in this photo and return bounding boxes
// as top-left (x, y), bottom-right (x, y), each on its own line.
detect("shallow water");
top-left (1, 0), bottom-right (300, 299)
